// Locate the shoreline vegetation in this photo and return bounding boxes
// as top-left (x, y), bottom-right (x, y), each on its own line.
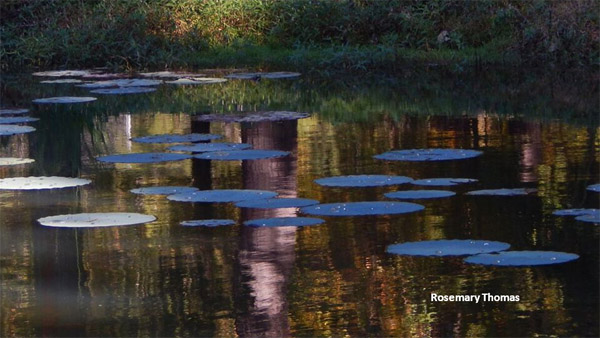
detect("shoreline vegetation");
top-left (1, 0), bottom-right (598, 73)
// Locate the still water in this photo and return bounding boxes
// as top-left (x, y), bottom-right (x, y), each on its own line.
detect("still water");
top-left (1, 69), bottom-right (598, 337)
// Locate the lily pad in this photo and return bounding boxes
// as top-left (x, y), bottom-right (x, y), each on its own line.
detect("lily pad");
top-left (32, 97), bottom-right (97, 104)
top-left (225, 72), bottom-right (301, 79)
top-left (0, 176), bottom-right (91, 190)
top-left (466, 188), bottom-right (536, 196)
top-left (40, 79), bottom-right (84, 84)
top-left (38, 212), bottom-right (156, 228)
top-left (139, 71), bottom-right (207, 78)
top-left (168, 189), bottom-right (278, 203)
top-left (97, 153), bottom-right (191, 163)
top-left (386, 240), bottom-right (510, 257)
top-left (552, 208), bottom-right (599, 217)
top-left (0, 117), bottom-right (39, 124)
top-left (244, 217), bottom-right (324, 227)
top-left (90, 87), bottom-right (157, 95)
top-left (374, 148), bottom-right (483, 161)
top-left (131, 133), bottom-right (222, 144)
top-left (165, 77), bottom-right (227, 85)
top-left (385, 190), bottom-right (456, 199)
top-left (0, 158), bottom-right (35, 166)
top-left (300, 201), bottom-right (424, 216)
top-left (0, 125), bottom-right (36, 136)
top-left (235, 197), bottom-right (320, 209)
top-left (0, 109), bottom-right (29, 116)
top-left (130, 186), bottom-right (199, 195)
top-left (464, 251), bottom-right (579, 266)
top-left (194, 111), bottom-right (310, 123)
top-left (412, 178), bottom-right (478, 186)
top-left (77, 79), bottom-right (162, 88)
top-left (81, 73), bottom-right (129, 80)
top-left (194, 150), bottom-right (289, 161)
top-left (575, 210), bottom-right (600, 224)
top-left (180, 219), bottom-right (235, 227)
top-left (32, 70), bottom-right (93, 77)
top-left (587, 184), bottom-right (600, 192)
top-left (168, 142), bottom-right (252, 153)
top-left (314, 175), bottom-right (413, 187)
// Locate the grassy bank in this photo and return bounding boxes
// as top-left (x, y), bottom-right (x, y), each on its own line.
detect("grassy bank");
top-left (1, 0), bottom-right (598, 72)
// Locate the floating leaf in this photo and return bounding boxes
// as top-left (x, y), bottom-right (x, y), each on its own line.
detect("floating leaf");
top-left (575, 210), bottom-right (600, 224)
top-left (466, 188), bottom-right (536, 196)
top-left (386, 240), bottom-right (510, 256)
top-left (139, 71), bottom-right (207, 78)
top-left (464, 251), bottom-right (579, 266)
top-left (552, 208), bottom-right (598, 217)
top-left (0, 109), bottom-right (29, 116)
top-left (0, 158), bottom-right (35, 166)
top-left (193, 111), bottom-right (310, 123)
top-left (32, 70), bottom-right (93, 77)
top-left (165, 77), bottom-right (227, 85)
top-left (168, 142), bottom-right (252, 152)
top-left (314, 175), bottom-right (413, 187)
top-left (225, 72), bottom-right (301, 79)
top-left (374, 148), bottom-right (482, 161)
top-left (168, 189), bottom-right (278, 203)
top-left (180, 219), bottom-right (235, 227)
top-left (40, 79), bottom-right (84, 84)
top-left (81, 73), bottom-right (129, 80)
top-left (0, 125), bottom-right (36, 136)
top-left (385, 190), bottom-right (456, 199)
top-left (97, 153), bottom-right (191, 163)
top-left (235, 197), bottom-right (319, 209)
top-left (38, 212), bottom-right (156, 228)
top-left (587, 184), bottom-right (600, 192)
top-left (0, 117), bottom-right (39, 124)
top-left (131, 133), bottom-right (222, 144)
top-left (90, 87), bottom-right (156, 95)
top-left (77, 79), bottom-right (162, 88)
top-left (244, 217), bottom-right (324, 227)
top-left (412, 178), bottom-right (478, 186)
top-left (301, 201), bottom-right (424, 216)
top-left (32, 96), bottom-right (97, 104)
top-left (130, 186), bottom-right (199, 195)
top-left (194, 150), bottom-right (289, 161)
top-left (0, 176), bottom-right (90, 190)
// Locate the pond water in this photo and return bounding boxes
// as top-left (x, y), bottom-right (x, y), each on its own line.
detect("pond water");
top-left (1, 69), bottom-right (598, 337)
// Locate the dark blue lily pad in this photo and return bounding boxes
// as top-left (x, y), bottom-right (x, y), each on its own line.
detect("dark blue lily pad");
top-left (386, 240), bottom-right (510, 257)
top-left (575, 210), bottom-right (600, 224)
top-left (0, 109), bottom-right (29, 116)
top-left (0, 125), bottom-right (36, 136)
top-left (466, 188), bottom-right (536, 196)
top-left (131, 133), bottom-right (222, 144)
top-left (385, 190), bottom-right (456, 200)
top-left (235, 197), bottom-right (320, 209)
top-left (552, 208), bottom-right (598, 217)
top-left (130, 186), bottom-right (199, 195)
top-left (587, 184), bottom-right (600, 192)
top-left (32, 96), bottom-right (97, 104)
top-left (168, 142), bottom-right (252, 152)
top-left (464, 251), bottom-right (579, 266)
top-left (0, 117), bottom-right (39, 124)
top-left (314, 175), bottom-right (413, 187)
top-left (412, 178), bottom-right (478, 186)
top-left (301, 201), bottom-right (424, 216)
top-left (244, 217), bottom-right (324, 227)
top-left (90, 87), bottom-right (156, 95)
top-left (374, 148), bottom-right (482, 161)
top-left (167, 189), bottom-right (278, 203)
top-left (97, 152), bottom-right (191, 163)
top-left (194, 150), bottom-right (289, 161)
top-left (180, 219), bottom-right (235, 227)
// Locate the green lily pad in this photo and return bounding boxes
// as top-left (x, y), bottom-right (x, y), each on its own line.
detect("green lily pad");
top-left (168, 189), bottom-right (278, 203)
top-left (385, 190), bottom-right (456, 199)
top-left (412, 178), bottom-right (478, 186)
top-left (301, 201), bottom-right (424, 216)
top-left (40, 79), bottom-right (84, 84)
top-left (97, 153), bottom-right (191, 163)
top-left (374, 148), bottom-right (482, 161)
top-left (77, 79), bottom-right (162, 88)
top-left (0, 117), bottom-right (39, 124)
top-left (32, 70), bottom-right (93, 77)
top-left (314, 175), bottom-right (413, 187)
top-left (193, 111), bottom-right (310, 123)
top-left (32, 96), bottom-right (97, 104)
top-left (0, 109), bottom-right (29, 116)
top-left (0, 157), bottom-right (35, 166)
top-left (194, 150), bottom-right (289, 161)
top-left (130, 186), bottom-right (199, 195)
top-left (90, 87), bottom-right (157, 95)
top-left (466, 188), bottom-right (536, 196)
top-left (38, 212), bottom-right (156, 228)
top-left (180, 219), bottom-right (235, 227)
top-left (386, 240), bottom-right (510, 256)
top-left (244, 217), bottom-right (324, 227)
top-left (168, 142), bottom-right (252, 152)
top-left (0, 125), bottom-right (36, 136)
top-left (0, 176), bottom-right (90, 190)
top-left (131, 133), bottom-right (222, 144)
top-left (235, 197), bottom-right (319, 209)
top-left (464, 251), bottom-right (579, 266)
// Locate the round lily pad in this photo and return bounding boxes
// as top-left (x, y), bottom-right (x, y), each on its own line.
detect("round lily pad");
top-left (165, 77), bottom-right (227, 85)
top-left (130, 186), bottom-right (199, 195)
top-left (386, 240), bottom-right (510, 257)
top-left (235, 197), bottom-right (320, 209)
top-left (0, 117), bottom-right (39, 124)
top-left (97, 153), bottom-right (191, 163)
top-left (314, 175), bottom-right (413, 187)
top-left (244, 217), bottom-right (324, 227)
top-left (180, 219), bottom-right (235, 227)
top-left (40, 79), bottom-right (84, 84)
top-left (0, 125), bottom-right (36, 136)
top-left (194, 111), bottom-right (310, 123)
top-left (32, 96), bottom-right (97, 104)
top-left (412, 178), bottom-right (478, 186)
top-left (32, 70), bottom-right (92, 77)
top-left (385, 190), bottom-right (456, 199)
top-left (466, 188), bottom-right (536, 196)
top-left (0, 158), bottom-right (35, 166)
top-left (0, 176), bottom-right (91, 190)
top-left (194, 150), bottom-right (289, 161)
top-left (464, 251), bottom-right (579, 266)
top-left (139, 71), bottom-right (207, 78)
top-left (81, 73), bottom-right (128, 80)
top-left (225, 72), bottom-right (301, 79)
top-left (575, 210), bottom-right (600, 224)
top-left (374, 148), bottom-right (483, 161)
top-left (77, 79), bottom-right (162, 88)
top-left (131, 133), bottom-right (222, 144)
top-left (300, 201), bottom-right (424, 216)
top-left (552, 208), bottom-right (599, 217)
top-left (587, 184), bottom-right (600, 192)
top-left (0, 109), bottom-right (29, 115)
top-left (168, 142), bottom-right (252, 153)
top-left (168, 189), bottom-right (278, 203)
top-left (38, 212), bottom-right (156, 228)
top-left (90, 87), bottom-right (157, 95)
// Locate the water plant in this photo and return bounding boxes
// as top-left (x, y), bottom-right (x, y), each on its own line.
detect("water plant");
top-left (301, 201), bottom-right (424, 216)
top-left (244, 217), bottom-right (324, 227)
top-left (314, 175), bottom-right (413, 187)
top-left (464, 251), bottom-right (579, 266)
top-left (38, 212), bottom-right (156, 227)
top-left (0, 176), bottom-right (90, 190)
top-left (386, 240), bottom-right (510, 257)
top-left (168, 189), bottom-right (278, 203)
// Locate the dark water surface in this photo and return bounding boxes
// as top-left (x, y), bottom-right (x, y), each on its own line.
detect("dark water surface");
top-left (1, 69), bottom-right (598, 337)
